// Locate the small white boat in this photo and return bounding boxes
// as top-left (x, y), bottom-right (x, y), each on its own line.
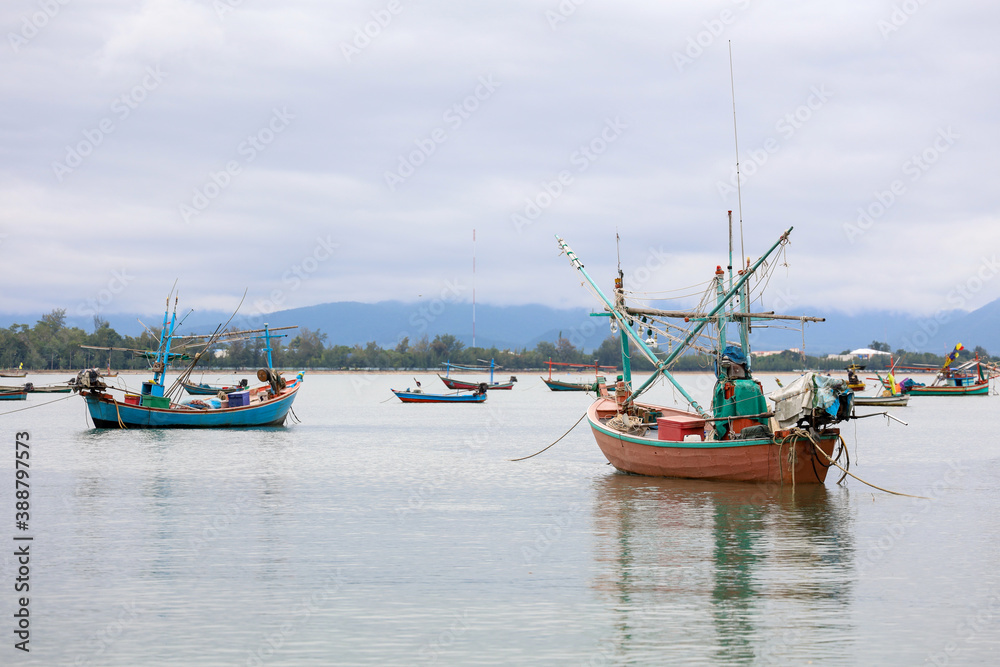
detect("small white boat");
top-left (853, 395), bottom-right (909, 407)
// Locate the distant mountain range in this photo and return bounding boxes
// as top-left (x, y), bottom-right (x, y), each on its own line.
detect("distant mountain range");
top-left (4, 299), bottom-right (1000, 355)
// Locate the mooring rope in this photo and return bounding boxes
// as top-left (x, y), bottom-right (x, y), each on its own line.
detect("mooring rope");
top-left (114, 398), bottom-right (127, 429)
top-left (837, 435), bottom-right (851, 484)
top-left (789, 427), bottom-right (928, 499)
top-left (510, 412), bottom-right (588, 461)
top-left (0, 393), bottom-right (76, 416)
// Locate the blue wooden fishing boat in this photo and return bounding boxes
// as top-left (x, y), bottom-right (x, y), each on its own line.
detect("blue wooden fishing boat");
top-left (391, 384), bottom-right (487, 403)
top-left (0, 388), bottom-right (27, 401)
top-left (73, 291), bottom-right (303, 429)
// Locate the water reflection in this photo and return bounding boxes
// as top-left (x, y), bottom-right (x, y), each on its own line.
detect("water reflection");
top-left (591, 474), bottom-right (856, 664)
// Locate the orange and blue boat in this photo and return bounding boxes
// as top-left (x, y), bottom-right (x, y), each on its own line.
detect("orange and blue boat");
top-left (555, 224), bottom-right (853, 484)
top-left (0, 388), bottom-right (27, 401)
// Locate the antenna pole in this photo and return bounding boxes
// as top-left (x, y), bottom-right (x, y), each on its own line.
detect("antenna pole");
top-left (727, 210), bottom-right (734, 292)
top-left (472, 229), bottom-right (476, 349)
top-left (729, 41), bottom-right (746, 264)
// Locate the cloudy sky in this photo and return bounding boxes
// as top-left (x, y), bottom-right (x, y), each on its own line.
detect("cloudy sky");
top-left (2, 0), bottom-right (998, 325)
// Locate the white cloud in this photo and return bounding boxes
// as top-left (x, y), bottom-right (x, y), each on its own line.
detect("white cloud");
top-left (1, 0), bottom-right (999, 322)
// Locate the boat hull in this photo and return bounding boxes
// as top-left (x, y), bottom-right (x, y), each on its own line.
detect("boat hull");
top-left (81, 381), bottom-right (300, 429)
top-left (0, 391), bottom-right (27, 401)
top-left (182, 381), bottom-right (250, 396)
top-left (908, 382), bottom-right (989, 396)
top-left (29, 385), bottom-right (72, 393)
top-left (438, 375), bottom-right (514, 390)
top-left (854, 395), bottom-right (909, 407)
top-left (392, 390), bottom-right (486, 403)
top-left (588, 399), bottom-right (838, 484)
top-left (541, 377), bottom-right (597, 392)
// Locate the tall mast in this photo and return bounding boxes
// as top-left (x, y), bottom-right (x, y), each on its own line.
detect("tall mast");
top-left (557, 236), bottom-right (704, 415)
top-left (558, 228), bottom-right (794, 411)
top-left (728, 210), bottom-right (734, 291)
top-left (615, 270), bottom-right (632, 387)
top-left (153, 293), bottom-right (179, 388)
top-left (738, 272), bottom-right (750, 358)
top-left (715, 264), bottom-right (727, 361)
top-left (729, 41), bottom-right (746, 265)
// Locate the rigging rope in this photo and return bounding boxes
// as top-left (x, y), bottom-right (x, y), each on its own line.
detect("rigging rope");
top-left (789, 427), bottom-right (928, 499)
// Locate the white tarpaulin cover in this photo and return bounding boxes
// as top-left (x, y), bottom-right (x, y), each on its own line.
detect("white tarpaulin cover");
top-left (768, 373), bottom-right (850, 429)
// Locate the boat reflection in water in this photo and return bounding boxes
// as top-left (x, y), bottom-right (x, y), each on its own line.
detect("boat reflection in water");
top-left (591, 474), bottom-right (855, 664)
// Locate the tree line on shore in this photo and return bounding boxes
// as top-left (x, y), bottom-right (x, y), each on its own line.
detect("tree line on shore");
top-left (0, 310), bottom-right (989, 374)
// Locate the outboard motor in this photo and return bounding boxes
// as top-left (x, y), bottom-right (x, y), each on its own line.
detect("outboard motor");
top-left (477, 382), bottom-right (489, 395)
top-left (256, 368), bottom-right (286, 394)
top-left (73, 368), bottom-right (105, 391)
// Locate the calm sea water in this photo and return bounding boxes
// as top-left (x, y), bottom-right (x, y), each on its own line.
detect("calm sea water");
top-left (1, 372), bottom-right (999, 665)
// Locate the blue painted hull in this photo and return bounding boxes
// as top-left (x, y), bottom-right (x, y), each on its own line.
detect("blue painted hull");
top-left (392, 389), bottom-right (486, 403)
top-left (82, 381), bottom-right (301, 429)
top-left (0, 391), bottom-right (27, 401)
